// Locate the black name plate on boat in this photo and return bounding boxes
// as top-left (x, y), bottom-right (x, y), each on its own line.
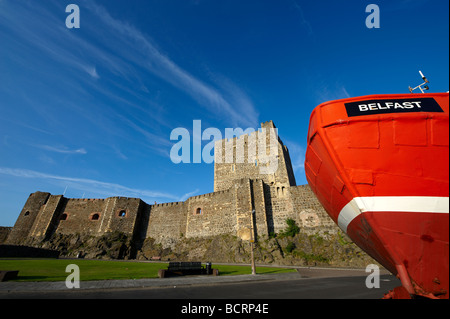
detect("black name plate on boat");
top-left (345, 98), bottom-right (444, 117)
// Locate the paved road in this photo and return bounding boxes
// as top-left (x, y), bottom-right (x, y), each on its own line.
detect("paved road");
top-left (20, 274), bottom-right (396, 299)
top-left (0, 267), bottom-right (400, 299)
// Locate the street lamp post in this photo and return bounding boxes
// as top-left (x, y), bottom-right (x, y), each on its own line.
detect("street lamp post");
top-left (250, 209), bottom-right (256, 275)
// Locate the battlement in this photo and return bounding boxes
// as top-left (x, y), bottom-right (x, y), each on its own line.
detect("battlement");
top-left (68, 198), bottom-right (106, 202)
top-left (261, 120), bottom-right (276, 129)
top-left (214, 120), bottom-right (296, 192)
top-left (152, 201), bottom-right (184, 208)
top-left (6, 121), bottom-right (337, 253)
top-left (189, 188), bottom-right (231, 200)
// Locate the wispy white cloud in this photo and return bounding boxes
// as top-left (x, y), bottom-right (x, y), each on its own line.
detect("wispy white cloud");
top-left (315, 82), bottom-right (351, 105)
top-left (207, 74), bottom-right (259, 128)
top-left (0, 1), bottom-right (260, 207)
top-left (38, 154), bottom-right (56, 165)
top-left (82, 65), bottom-right (100, 79)
top-left (2, 118), bottom-right (54, 136)
top-left (110, 144), bottom-right (128, 161)
top-left (0, 167), bottom-right (180, 202)
top-left (292, 0), bottom-right (313, 37)
top-left (1, 0), bottom-right (259, 166)
top-left (0, 3), bottom-right (101, 82)
top-left (33, 144), bottom-right (87, 155)
top-left (179, 189), bottom-right (200, 202)
top-left (83, 1), bottom-right (258, 127)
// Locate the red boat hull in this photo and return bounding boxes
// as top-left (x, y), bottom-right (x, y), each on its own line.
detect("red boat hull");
top-left (305, 93), bottom-right (449, 298)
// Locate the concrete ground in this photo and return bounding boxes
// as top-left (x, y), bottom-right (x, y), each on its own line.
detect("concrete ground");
top-left (0, 266), bottom-right (399, 299)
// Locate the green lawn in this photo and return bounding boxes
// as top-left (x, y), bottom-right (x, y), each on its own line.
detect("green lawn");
top-left (0, 259), bottom-right (295, 282)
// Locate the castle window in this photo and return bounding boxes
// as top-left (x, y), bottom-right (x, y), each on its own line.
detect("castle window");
top-left (24, 211), bottom-right (30, 216)
top-left (118, 210), bottom-right (126, 217)
top-left (90, 213), bottom-right (100, 221)
top-left (196, 208), bottom-right (202, 215)
top-left (60, 213), bottom-right (68, 221)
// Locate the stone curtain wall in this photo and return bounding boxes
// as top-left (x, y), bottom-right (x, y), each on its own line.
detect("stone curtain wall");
top-left (7, 185), bottom-right (340, 248)
top-left (6, 194), bottom-right (145, 244)
top-left (6, 121), bottom-right (341, 250)
top-left (145, 201), bottom-right (187, 248)
top-left (290, 185), bottom-right (338, 235)
top-left (186, 189), bottom-right (236, 239)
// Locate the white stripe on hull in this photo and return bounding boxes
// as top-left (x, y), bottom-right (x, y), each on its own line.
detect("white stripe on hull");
top-left (337, 196), bottom-right (449, 233)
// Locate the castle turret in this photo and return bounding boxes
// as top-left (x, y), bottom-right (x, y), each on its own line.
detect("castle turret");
top-left (6, 191), bottom-right (51, 244)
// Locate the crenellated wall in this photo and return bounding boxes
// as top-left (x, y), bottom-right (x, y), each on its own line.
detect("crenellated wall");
top-left (145, 201), bottom-right (187, 247)
top-left (185, 189), bottom-right (235, 239)
top-left (6, 121), bottom-right (339, 250)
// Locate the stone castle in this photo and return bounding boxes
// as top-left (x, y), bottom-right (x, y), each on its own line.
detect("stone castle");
top-left (6, 121), bottom-right (339, 251)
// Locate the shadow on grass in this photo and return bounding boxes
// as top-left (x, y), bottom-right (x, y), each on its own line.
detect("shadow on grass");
top-left (218, 270), bottom-right (241, 275)
top-left (12, 275), bottom-right (59, 282)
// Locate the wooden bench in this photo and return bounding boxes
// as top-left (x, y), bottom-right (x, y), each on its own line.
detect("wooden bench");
top-left (158, 262), bottom-right (219, 278)
top-left (0, 270), bottom-right (19, 282)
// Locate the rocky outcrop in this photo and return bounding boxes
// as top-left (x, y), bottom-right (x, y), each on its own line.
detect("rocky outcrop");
top-left (136, 231), bottom-right (379, 268)
top-left (20, 231), bottom-right (133, 260)
top-left (0, 227), bottom-right (11, 244)
top-left (12, 227), bottom-right (379, 269)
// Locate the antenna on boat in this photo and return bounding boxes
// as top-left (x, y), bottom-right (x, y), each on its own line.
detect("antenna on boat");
top-left (409, 70), bottom-right (430, 93)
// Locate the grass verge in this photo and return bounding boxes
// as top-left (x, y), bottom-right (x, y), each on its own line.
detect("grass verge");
top-left (0, 258), bottom-right (295, 282)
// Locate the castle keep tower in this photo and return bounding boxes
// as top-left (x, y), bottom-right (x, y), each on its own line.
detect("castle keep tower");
top-left (6, 121), bottom-right (338, 252)
top-left (213, 121), bottom-right (296, 192)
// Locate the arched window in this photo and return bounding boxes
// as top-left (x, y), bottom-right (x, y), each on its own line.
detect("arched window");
top-left (90, 213), bottom-right (100, 221)
top-left (196, 208), bottom-right (202, 215)
top-left (60, 213), bottom-right (68, 221)
top-left (118, 210), bottom-right (126, 217)
top-left (24, 211), bottom-right (30, 216)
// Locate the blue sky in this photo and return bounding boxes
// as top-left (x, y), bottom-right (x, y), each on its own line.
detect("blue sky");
top-left (0, 0), bottom-right (448, 227)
